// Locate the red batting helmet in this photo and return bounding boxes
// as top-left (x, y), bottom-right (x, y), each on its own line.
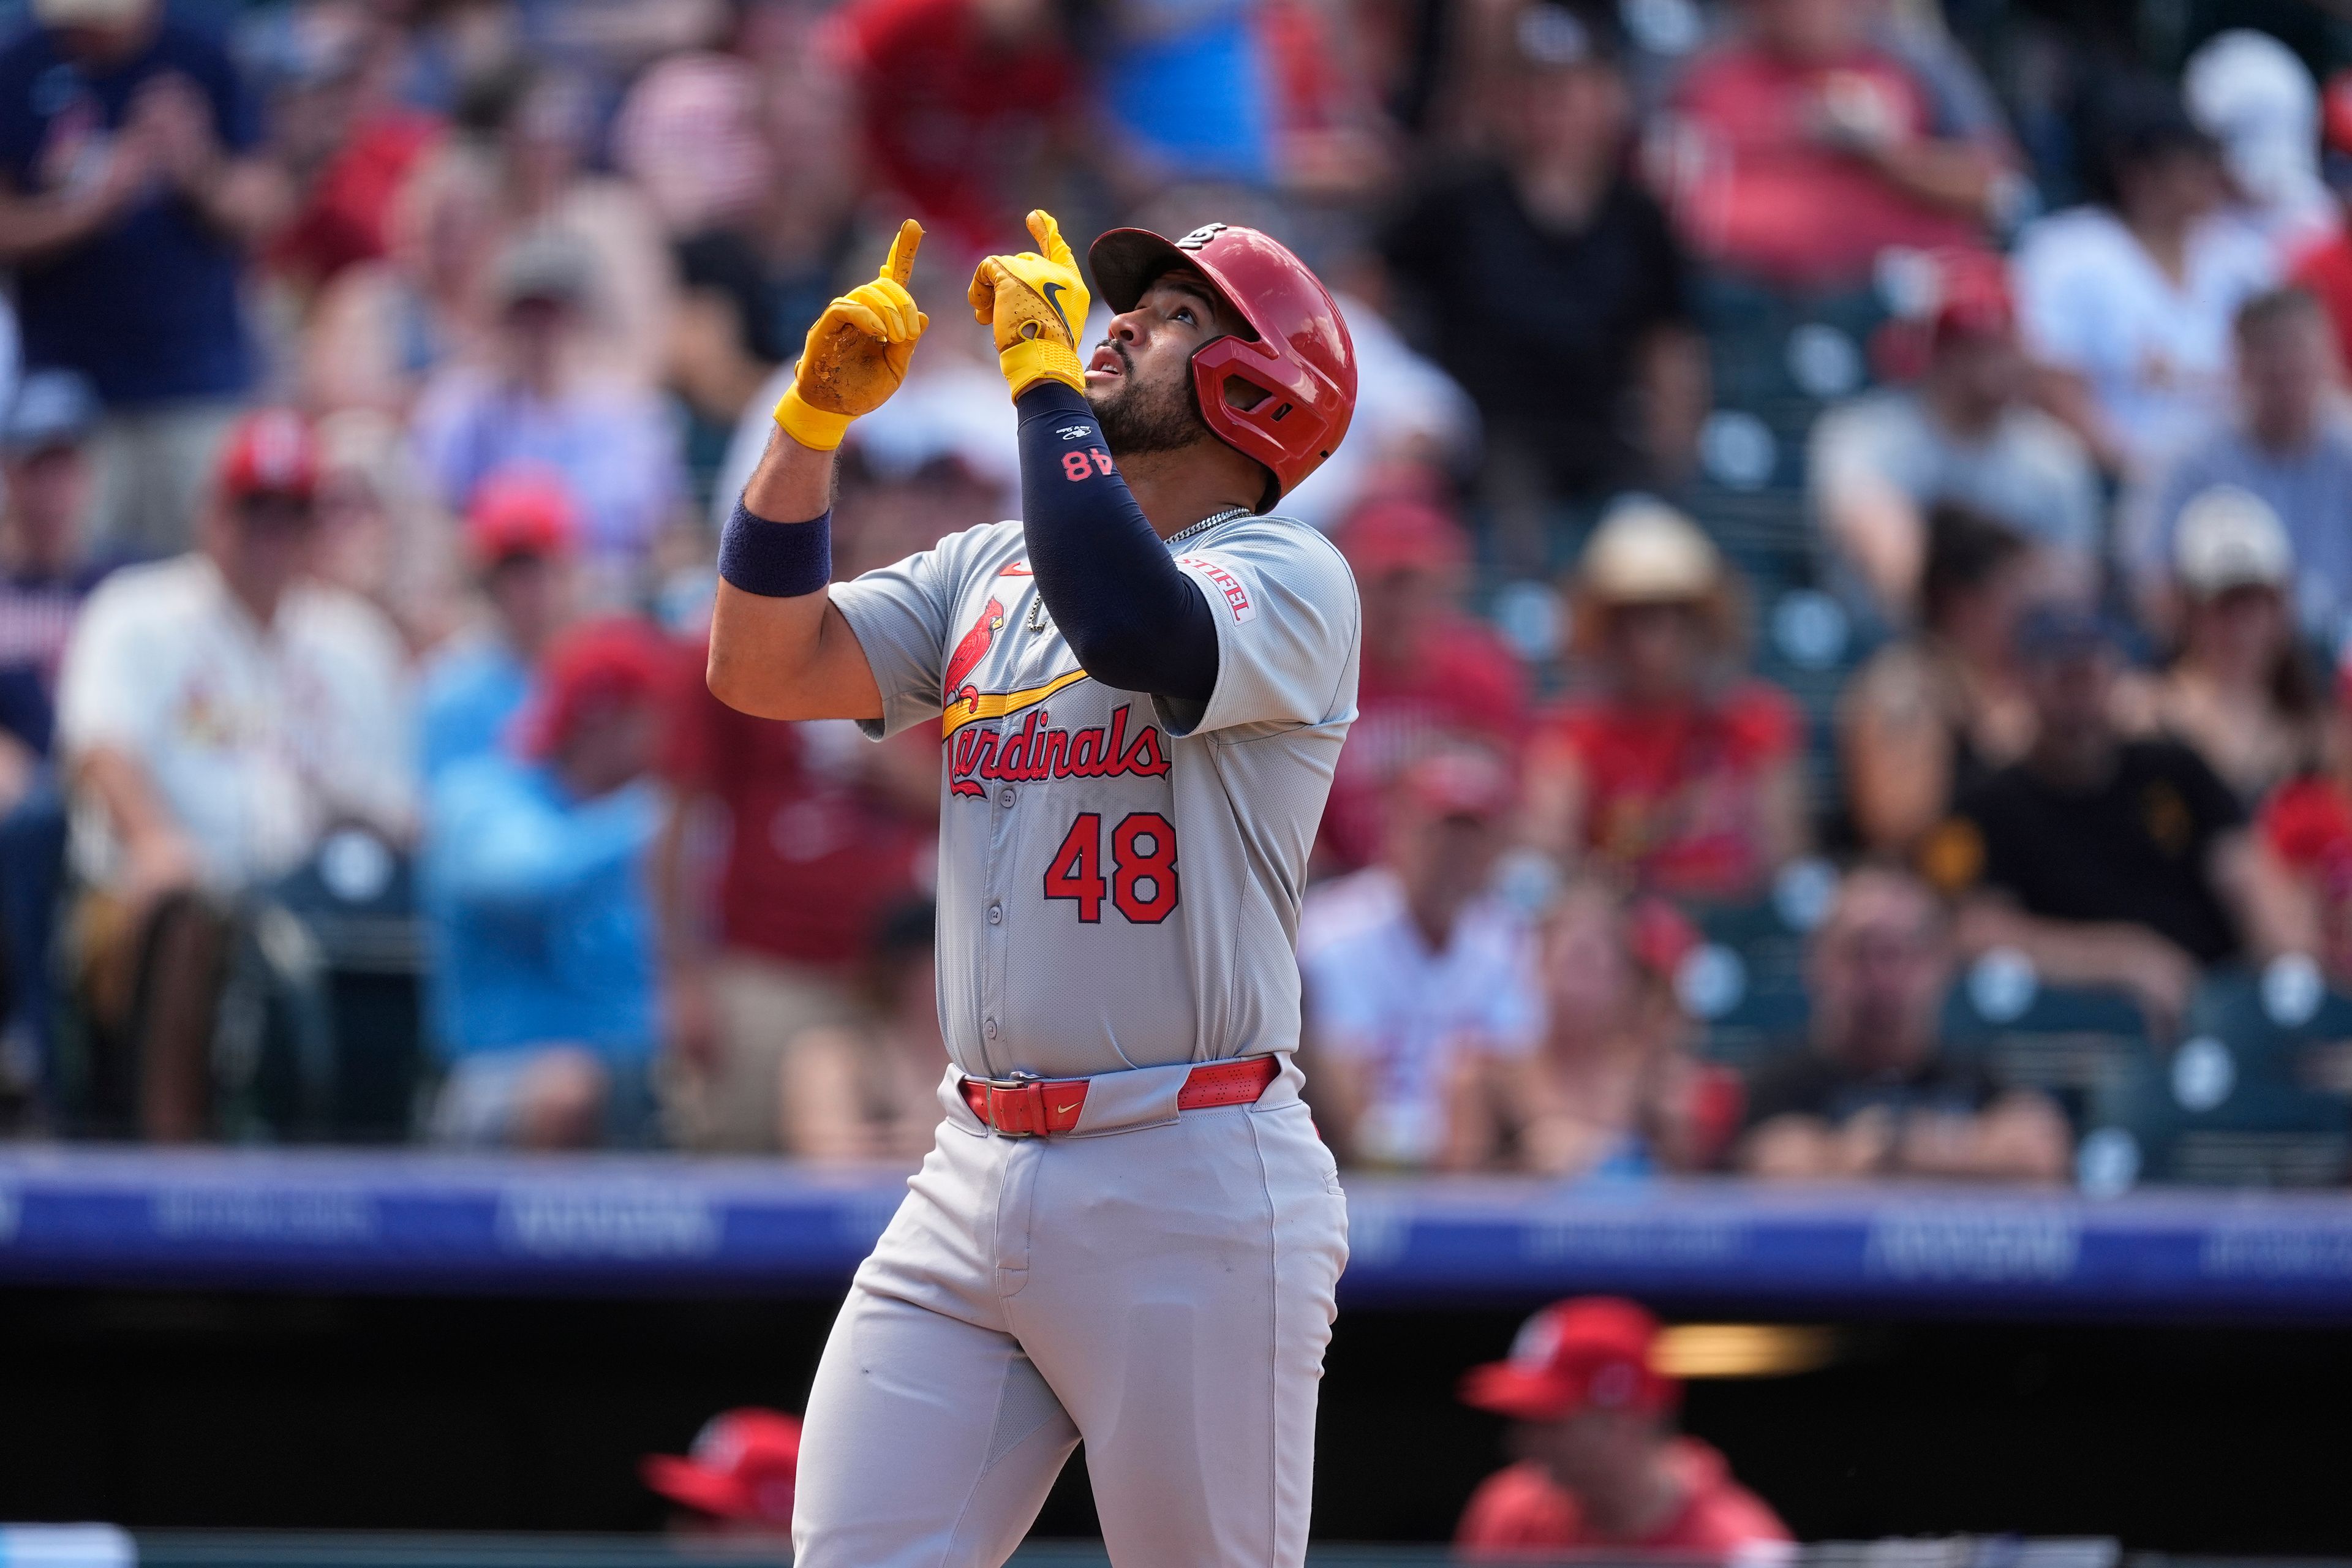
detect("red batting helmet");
top-left (1089, 222), bottom-right (1355, 513)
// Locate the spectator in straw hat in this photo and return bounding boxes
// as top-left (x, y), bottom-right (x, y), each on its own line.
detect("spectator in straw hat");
top-left (1455, 1297), bottom-right (1790, 1556)
top-left (2118, 486), bottom-right (2321, 804)
top-left (1524, 502), bottom-right (1806, 900)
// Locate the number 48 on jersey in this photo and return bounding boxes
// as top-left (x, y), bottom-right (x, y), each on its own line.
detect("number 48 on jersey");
top-left (1044, 812), bottom-right (1180, 924)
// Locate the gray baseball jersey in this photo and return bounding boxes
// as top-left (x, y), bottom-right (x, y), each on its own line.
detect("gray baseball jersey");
top-left (830, 508), bottom-right (1362, 1080)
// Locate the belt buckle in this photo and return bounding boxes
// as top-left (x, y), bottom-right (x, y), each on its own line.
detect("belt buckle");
top-left (974, 1071), bottom-right (1049, 1137)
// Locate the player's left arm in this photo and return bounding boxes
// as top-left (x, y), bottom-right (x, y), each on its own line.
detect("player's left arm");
top-left (972, 211), bottom-right (1221, 703)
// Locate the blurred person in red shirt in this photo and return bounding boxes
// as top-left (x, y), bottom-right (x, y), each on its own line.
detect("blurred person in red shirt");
top-left (1523, 502), bottom-right (1807, 902)
top-left (834, 0), bottom-right (1082, 260)
top-left (1319, 496), bottom-right (1528, 872)
top-left (1657, 0), bottom-right (2011, 292)
top-left (1448, 880), bottom-right (1744, 1177)
top-left (2257, 655), bottom-right (2352, 989)
top-left (642, 1407), bottom-right (802, 1534)
top-left (656, 655), bottom-right (937, 1154)
top-left (260, 0), bottom-right (441, 296)
top-left (1457, 1297), bottom-right (1791, 1557)
top-left (2288, 72), bottom-right (2352, 371)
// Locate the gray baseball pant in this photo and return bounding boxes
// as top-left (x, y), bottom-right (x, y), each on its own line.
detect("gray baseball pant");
top-left (791, 1074), bottom-right (1349, 1567)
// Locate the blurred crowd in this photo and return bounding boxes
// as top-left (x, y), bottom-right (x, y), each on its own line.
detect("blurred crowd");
top-left (2, 0), bottom-right (2352, 1189)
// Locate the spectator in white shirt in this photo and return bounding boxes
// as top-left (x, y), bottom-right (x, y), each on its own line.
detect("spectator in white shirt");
top-left (1811, 248), bottom-right (2100, 622)
top-left (55, 410), bottom-right (412, 1140)
top-left (1299, 746), bottom-right (1539, 1169)
top-left (2011, 82), bottom-right (2276, 481)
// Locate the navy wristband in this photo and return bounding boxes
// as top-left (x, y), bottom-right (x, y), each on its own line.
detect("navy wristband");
top-left (718, 501), bottom-right (831, 598)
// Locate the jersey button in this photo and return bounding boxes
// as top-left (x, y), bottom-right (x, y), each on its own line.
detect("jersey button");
top-left (987, 902), bottom-right (1003, 925)
top-left (984, 1017), bottom-right (999, 1039)
top-left (997, 786), bottom-right (1017, 809)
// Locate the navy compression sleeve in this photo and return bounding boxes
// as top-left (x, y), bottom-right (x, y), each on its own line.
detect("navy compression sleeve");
top-left (1016, 383), bottom-right (1219, 703)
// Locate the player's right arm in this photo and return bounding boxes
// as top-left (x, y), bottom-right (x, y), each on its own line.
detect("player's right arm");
top-left (706, 432), bottom-right (883, 722)
top-left (707, 221), bottom-right (928, 722)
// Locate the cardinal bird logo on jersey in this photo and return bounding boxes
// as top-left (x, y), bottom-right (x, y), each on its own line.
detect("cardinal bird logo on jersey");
top-left (945, 597), bottom-right (1006, 718)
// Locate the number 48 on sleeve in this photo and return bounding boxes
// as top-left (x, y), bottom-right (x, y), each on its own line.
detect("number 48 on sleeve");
top-left (1044, 811), bottom-right (1179, 923)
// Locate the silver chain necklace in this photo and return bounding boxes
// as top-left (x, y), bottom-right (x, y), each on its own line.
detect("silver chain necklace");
top-left (1165, 507), bottom-right (1251, 549)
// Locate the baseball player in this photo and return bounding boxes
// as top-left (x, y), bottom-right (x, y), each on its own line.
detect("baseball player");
top-left (704, 209), bottom-right (1360, 1567)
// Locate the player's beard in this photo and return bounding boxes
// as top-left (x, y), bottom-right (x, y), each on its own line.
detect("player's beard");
top-left (1087, 348), bottom-right (1212, 458)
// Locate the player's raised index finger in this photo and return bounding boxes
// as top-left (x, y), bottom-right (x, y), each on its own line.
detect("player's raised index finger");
top-left (881, 219), bottom-right (923, 285)
top-left (1026, 209), bottom-right (1074, 268)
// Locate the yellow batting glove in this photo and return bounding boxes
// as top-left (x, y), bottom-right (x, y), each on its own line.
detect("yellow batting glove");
top-left (774, 219), bottom-right (929, 451)
top-left (968, 209), bottom-right (1091, 399)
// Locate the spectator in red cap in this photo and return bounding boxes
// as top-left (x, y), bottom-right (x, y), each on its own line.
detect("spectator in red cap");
top-left (642, 1407), bottom-right (802, 1534)
top-left (1810, 249), bottom-right (2099, 623)
top-left (418, 463), bottom-right (579, 784)
top-left (1456, 1297), bottom-right (1790, 1556)
top-left (1319, 497), bottom-right (1529, 873)
top-left (420, 616), bottom-right (675, 1148)
top-left (1300, 745), bottom-right (1540, 1170)
top-left (54, 407), bottom-right (413, 1139)
top-left (1450, 880), bottom-right (1743, 1177)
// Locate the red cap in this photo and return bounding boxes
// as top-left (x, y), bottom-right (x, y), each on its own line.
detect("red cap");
top-left (639, 1408), bottom-right (801, 1525)
top-left (2326, 70), bottom-right (2352, 156)
top-left (1460, 1297), bottom-right (1677, 1422)
top-left (1338, 497), bottom-right (1469, 578)
top-left (216, 409), bottom-right (321, 503)
top-left (516, 617), bottom-right (676, 760)
top-left (1928, 249), bottom-right (2015, 345)
top-left (1397, 746), bottom-right (1514, 823)
top-left (467, 465), bottom-right (578, 564)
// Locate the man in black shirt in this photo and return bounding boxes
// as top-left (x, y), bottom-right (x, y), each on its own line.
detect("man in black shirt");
top-left (1739, 864), bottom-right (2069, 1181)
top-left (1921, 606), bottom-right (2310, 1034)
top-left (1377, 3), bottom-right (1703, 557)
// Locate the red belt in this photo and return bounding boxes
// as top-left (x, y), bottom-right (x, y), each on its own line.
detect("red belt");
top-left (959, 1055), bottom-right (1278, 1137)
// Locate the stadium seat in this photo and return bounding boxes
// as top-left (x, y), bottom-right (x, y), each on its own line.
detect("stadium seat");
top-left (2079, 967), bottom-right (2352, 1188)
top-left (227, 828), bottom-right (428, 1143)
top-left (1940, 961), bottom-right (2150, 1128)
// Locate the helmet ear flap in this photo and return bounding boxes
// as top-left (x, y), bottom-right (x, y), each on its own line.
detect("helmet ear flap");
top-left (1191, 335), bottom-right (1343, 511)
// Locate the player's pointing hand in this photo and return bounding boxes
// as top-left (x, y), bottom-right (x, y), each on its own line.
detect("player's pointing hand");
top-left (968, 208), bottom-right (1093, 401)
top-left (774, 218), bottom-right (930, 451)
